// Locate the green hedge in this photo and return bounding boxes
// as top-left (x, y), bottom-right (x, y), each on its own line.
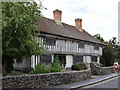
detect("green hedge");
top-left (72, 64), bottom-right (83, 71)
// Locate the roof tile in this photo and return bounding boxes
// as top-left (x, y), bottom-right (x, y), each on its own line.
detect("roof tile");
top-left (36, 17), bottom-right (105, 45)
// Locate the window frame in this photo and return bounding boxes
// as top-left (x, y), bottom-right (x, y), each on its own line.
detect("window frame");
top-left (43, 37), bottom-right (56, 46)
top-left (73, 55), bottom-right (83, 64)
top-left (94, 45), bottom-right (99, 50)
top-left (40, 54), bottom-right (52, 64)
top-left (91, 56), bottom-right (97, 62)
top-left (78, 42), bottom-right (84, 49)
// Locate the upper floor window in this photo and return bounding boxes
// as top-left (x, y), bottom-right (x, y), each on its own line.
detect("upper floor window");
top-left (43, 37), bottom-right (56, 45)
top-left (78, 43), bottom-right (84, 48)
top-left (94, 45), bottom-right (99, 50)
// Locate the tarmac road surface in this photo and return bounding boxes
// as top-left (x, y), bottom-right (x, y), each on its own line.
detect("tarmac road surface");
top-left (77, 76), bottom-right (120, 90)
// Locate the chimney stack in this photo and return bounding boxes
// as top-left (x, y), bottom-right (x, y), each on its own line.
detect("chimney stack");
top-left (53, 9), bottom-right (62, 21)
top-left (75, 18), bottom-right (82, 29)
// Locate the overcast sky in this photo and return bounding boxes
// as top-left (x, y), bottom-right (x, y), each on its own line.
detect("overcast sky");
top-left (36, 0), bottom-right (119, 41)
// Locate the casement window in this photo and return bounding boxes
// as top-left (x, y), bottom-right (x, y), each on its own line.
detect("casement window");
top-left (73, 55), bottom-right (83, 64)
top-left (41, 54), bottom-right (51, 64)
top-left (78, 43), bottom-right (84, 48)
top-left (94, 45), bottom-right (99, 50)
top-left (43, 37), bottom-right (56, 45)
top-left (16, 59), bottom-right (22, 63)
top-left (91, 56), bottom-right (97, 62)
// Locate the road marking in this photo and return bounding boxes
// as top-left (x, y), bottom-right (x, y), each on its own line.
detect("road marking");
top-left (83, 76), bottom-right (120, 88)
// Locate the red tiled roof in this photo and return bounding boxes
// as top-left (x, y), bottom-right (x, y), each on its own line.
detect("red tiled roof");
top-left (36, 17), bottom-right (105, 45)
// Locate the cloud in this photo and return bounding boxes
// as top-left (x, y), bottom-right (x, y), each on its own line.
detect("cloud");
top-left (38, 0), bottom-right (119, 41)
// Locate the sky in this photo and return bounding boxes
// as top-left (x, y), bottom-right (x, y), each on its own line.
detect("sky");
top-left (36, 0), bottom-right (119, 42)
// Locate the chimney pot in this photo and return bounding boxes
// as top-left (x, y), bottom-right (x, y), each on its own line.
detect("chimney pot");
top-left (75, 18), bottom-right (82, 29)
top-left (53, 9), bottom-right (62, 21)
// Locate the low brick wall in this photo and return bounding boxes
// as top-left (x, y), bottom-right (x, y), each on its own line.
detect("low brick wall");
top-left (90, 62), bottom-right (115, 75)
top-left (2, 69), bottom-right (91, 89)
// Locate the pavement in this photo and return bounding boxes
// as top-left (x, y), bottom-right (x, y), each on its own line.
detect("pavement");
top-left (47, 73), bottom-right (120, 89)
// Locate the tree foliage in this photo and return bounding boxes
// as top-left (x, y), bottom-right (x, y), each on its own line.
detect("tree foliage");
top-left (93, 34), bottom-right (120, 66)
top-left (93, 34), bottom-right (105, 43)
top-left (2, 1), bottom-right (45, 75)
top-left (100, 44), bottom-right (116, 66)
top-left (100, 37), bottom-right (119, 66)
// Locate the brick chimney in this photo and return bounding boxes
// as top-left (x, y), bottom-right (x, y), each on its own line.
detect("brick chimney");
top-left (53, 9), bottom-right (62, 21)
top-left (75, 18), bottom-right (82, 29)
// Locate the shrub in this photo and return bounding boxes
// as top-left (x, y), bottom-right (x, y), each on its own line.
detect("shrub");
top-left (50, 60), bottom-right (62, 72)
top-left (28, 67), bottom-right (34, 72)
top-left (29, 56), bottom-right (62, 74)
top-left (72, 64), bottom-right (83, 71)
top-left (29, 64), bottom-right (50, 74)
top-left (95, 62), bottom-right (104, 67)
top-left (50, 55), bottom-right (62, 72)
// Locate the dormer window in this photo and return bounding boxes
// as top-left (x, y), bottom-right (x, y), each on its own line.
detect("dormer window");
top-left (43, 37), bottom-right (56, 45)
top-left (94, 45), bottom-right (99, 50)
top-left (78, 43), bottom-right (84, 48)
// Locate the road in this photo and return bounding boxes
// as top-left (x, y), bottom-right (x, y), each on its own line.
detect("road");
top-left (76, 76), bottom-right (120, 90)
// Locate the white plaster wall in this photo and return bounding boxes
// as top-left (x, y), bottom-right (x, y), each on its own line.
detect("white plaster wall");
top-left (97, 56), bottom-right (100, 63)
top-left (85, 56), bottom-right (91, 63)
top-left (51, 55), bottom-right (54, 63)
top-left (13, 58), bottom-right (30, 70)
top-left (31, 55), bottom-right (35, 68)
top-left (65, 55), bottom-right (73, 68)
top-left (38, 37), bottom-right (102, 56)
top-left (13, 59), bottom-right (21, 68)
top-left (38, 55), bottom-right (40, 64)
top-left (83, 56), bottom-right (86, 62)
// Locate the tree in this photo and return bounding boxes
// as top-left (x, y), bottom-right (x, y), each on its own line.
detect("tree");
top-left (2, 1), bottom-right (45, 75)
top-left (100, 44), bottom-right (116, 66)
top-left (100, 37), bottom-right (118, 66)
top-left (93, 34), bottom-right (119, 66)
top-left (93, 34), bottom-right (105, 43)
top-left (109, 37), bottom-right (120, 61)
top-left (109, 37), bottom-right (117, 45)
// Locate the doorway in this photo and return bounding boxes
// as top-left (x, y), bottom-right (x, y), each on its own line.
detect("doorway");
top-left (54, 54), bottom-right (66, 67)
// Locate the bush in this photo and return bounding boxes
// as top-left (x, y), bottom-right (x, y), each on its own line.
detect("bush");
top-left (72, 64), bottom-right (83, 71)
top-left (95, 62), bottom-right (104, 67)
top-left (29, 56), bottom-right (62, 74)
top-left (29, 64), bottom-right (50, 74)
top-left (28, 67), bottom-right (34, 72)
top-left (50, 59), bottom-right (62, 72)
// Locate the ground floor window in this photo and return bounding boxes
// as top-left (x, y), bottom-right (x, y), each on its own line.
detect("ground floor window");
top-left (73, 55), bottom-right (83, 64)
top-left (91, 56), bottom-right (97, 62)
top-left (41, 54), bottom-right (52, 64)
